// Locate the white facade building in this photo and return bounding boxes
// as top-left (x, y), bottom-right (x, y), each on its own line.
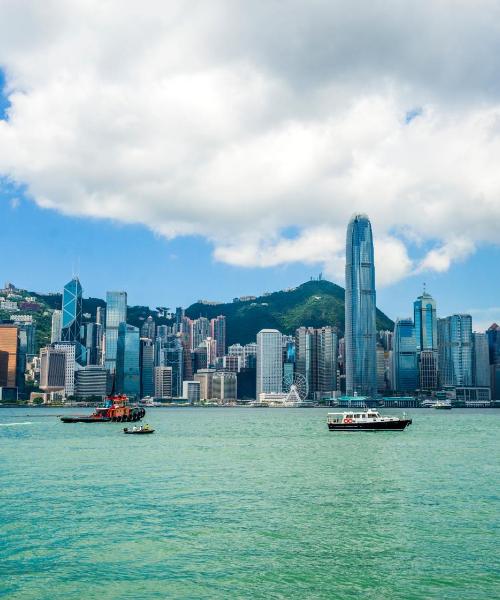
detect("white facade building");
top-left (256, 329), bottom-right (283, 396)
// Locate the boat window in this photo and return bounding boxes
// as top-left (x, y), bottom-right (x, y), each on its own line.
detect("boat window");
top-left (354, 414), bottom-right (360, 418)
top-left (362, 414), bottom-right (366, 418)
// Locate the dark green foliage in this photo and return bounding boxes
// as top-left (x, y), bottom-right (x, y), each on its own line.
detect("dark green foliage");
top-left (186, 280), bottom-right (394, 345)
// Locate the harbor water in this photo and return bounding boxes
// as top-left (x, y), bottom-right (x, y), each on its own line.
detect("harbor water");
top-left (0, 407), bottom-right (498, 599)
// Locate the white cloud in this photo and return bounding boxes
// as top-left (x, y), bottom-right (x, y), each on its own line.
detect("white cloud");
top-left (1, 0), bottom-right (500, 286)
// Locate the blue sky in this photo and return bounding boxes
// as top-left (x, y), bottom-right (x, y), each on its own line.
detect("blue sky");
top-left (1, 3), bottom-right (500, 333)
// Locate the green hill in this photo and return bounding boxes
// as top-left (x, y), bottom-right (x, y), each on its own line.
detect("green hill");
top-left (186, 280), bottom-right (394, 345)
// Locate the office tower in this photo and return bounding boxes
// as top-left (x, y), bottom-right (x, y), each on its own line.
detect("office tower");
top-left (190, 317), bottom-right (210, 350)
top-left (156, 334), bottom-right (183, 397)
top-left (345, 214), bottom-right (377, 397)
top-left (419, 350), bottom-right (438, 390)
top-left (85, 323), bottom-right (103, 366)
top-left (181, 338), bottom-right (193, 382)
top-left (486, 323), bottom-right (500, 365)
top-left (295, 326), bottom-right (338, 398)
top-left (75, 366), bottom-right (108, 399)
top-left (376, 345), bottom-right (387, 392)
top-left (0, 324), bottom-right (19, 388)
top-left (175, 307), bottom-right (185, 326)
top-left (244, 343), bottom-right (257, 369)
top-left (39, 346), bottom-right (66, 393)
top-left (96, 306), bottom-right (105, 326)
top-left (438, 315), bottom-right (473, 387)
top-left (52, 342), bottom-right (77, 396)
top-left (295, 327), bottom-right (314, 395)
top-left (61, 277), bottom-right (85, 365)
top-left (194, 369), bottom-right (215, 400)
top-left (156, 325), bottom-right (169, 340)
top-left (222, 355), bottom-right (242, 372)
top-left (210, 315), bottom-right (226, 357)
top-left (154, 366), bottom-right (173, 398)
top-left (392, 319), bottom-right (418, 393)
top-left (140, 338), bottom-right (155, 398)
top-left (472, 332), bottom-right (490, 387)
top-left (140, 316), bottom-right (156, 341)
top-left (414, 290), bottom-right (437, 351)
top-left (182, 380), bottom-right (200, 404)
top-left (104, 291), bottom-right (127, 374)
top-left (116, 323), bottom-right (140, 398)
top-left (256, 329), bottom-right (282, 396)
top-left (51, 310), bottom-right (62, 343)
top-left (212, 372), bottom-right (237, 403)
top-left (193, 345), bottom-right (208, 372)
top-left (378, 330), bottom-right (393, 352)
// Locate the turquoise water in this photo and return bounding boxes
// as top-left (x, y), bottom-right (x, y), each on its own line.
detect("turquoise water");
top-left (0, 407), bottom-right (498, 599)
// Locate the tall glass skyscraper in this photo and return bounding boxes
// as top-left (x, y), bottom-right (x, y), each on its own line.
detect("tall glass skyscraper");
top-left (414, 291), bottom-right (437, 351)
top-left (472, 332), bottom-right (490, 387)
top-left (105, 291), bottom-right (127, 374)
top-left (438, 315), bottom-right (473, 387)
top-left (116, 323), bottom-right (140, 397)
top-left (345, 214), bottom-right (377, 397)
top-left (392, 318), bottom-right (418, 392)
top-left (61, 277), bottom-right (85, 365)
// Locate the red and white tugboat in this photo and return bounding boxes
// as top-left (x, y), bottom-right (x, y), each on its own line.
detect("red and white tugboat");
top-left (327, 408), bottom-right (412, 431)
top-left (61, 394), bottom-right (145, 423)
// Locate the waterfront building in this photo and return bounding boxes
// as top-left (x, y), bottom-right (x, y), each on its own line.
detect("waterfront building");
top-left (256, 329), bottom-right (283, 396)
top-left (210, 315), bottom-right (226, 357)
top-left (51, 310), bottom-right (62, 343)
top-left (104, 291), bottom-right (127, 374)
top-left (116, 323), bottom-right (140, 398)
top-left (194, 369), bottom-right (216, 400)
top-left (419, 350), bottom-right (438, 390)
top-left (140, 338), bottom-right (155, 398)
top-left (473, 332), bottom-right (490, 388)
top-left (75, 366), bottom-right (107, 399)
top-left (392, 318), bottom-right (418, 393)
top-left (154, 366), bottom-right (173, 399)
top-left (52, 342), bottom-right (77, 396)
top-left (345, 214), bottom-right (377, 397)
top-left (295, 326), bottom-right (338, 398)
top-left (486, 323), bottom-right (500, 365)
top-left (212, 371), bottom-right (237, 403)
top-left (182, 380), bottom-right (201, 404)
top-left (0, 324), bottom-right (19, 388)
top-left (85, 323), bottom-right (103, 366)
top-left (39, 346), bottom-right (66, 393)
top-left (244, 343), bottom-right (257, 369)
top-left (438, 315), bottom-right (473, 387)
top-left (222, 354), bottom-right (242, 372)
top-left (61, 277), bottom-right (85, 365)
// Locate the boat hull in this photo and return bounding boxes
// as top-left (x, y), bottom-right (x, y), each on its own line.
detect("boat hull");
top-left (328, 419), bottom-right (412, 431)
top-left (61, 416), bottom-right (111, 423)
top-left (123, 428), bottom-right (155, 434)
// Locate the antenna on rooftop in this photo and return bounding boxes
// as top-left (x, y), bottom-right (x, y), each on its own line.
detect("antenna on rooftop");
top-left (423, 282), bottom-right (426, 294)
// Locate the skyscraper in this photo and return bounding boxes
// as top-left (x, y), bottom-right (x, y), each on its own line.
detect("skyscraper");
top-left (295, 326), bottom-right (338, 398)
top-left (472, 332), bottom-right (490, 387)
top-left (61, 277), bottom-right (85, 365)
top-left (116, 323), bottom-right (140, 398)
top-left (414, 291), bottom-right (437, 351)
top-left (140, 338), bottom-right (155, 398)
top-left (345, 214), bottom-right (377, 397)
top-left (210, 315), bottom-right (226, 357)
top-left (104, 291), bottom-right (127, 374)
top-left (256, 329), bottom-right (282, 396)
top-left (85, 322), bottom-right (103, 366)
top-left (140, 316), bottom-right (156, 341)
top-left (0, 324), bottom-right (19, 388)
top-left (438, 315), bottom-right (473, 387)
top-left (392, 318), bottom-right (418, 392)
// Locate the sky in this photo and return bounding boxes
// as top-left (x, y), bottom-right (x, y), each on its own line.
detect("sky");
top-left (1, 1), bottom-right (499, 331)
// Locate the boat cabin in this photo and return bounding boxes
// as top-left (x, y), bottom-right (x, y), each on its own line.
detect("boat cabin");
top-left (327, 409), bottom-right (382, 424)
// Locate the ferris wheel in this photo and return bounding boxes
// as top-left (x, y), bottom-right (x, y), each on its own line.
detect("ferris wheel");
top-left (282, 372), bottom-right (309, 401)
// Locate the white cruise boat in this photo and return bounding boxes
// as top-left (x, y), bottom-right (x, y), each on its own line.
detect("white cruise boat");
top-left (327, 408), bottom-right (412, 431)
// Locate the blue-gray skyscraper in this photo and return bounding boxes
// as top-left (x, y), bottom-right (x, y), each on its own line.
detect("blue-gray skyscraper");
top-left (438, 315), bottom-right (473, 387)
top-left (116, 323), bottom-right (140, 398)
top-left (472, 332), bottom-right (490, 387)
top-left (345, 214), bottom-right (377, 397)
top-left (105, 291), bottom-right (127, 374)
top-left (414, 291), bottom-right (437, 351)
top-left (61, 277), bottom-right (85, 365)
top-left (392, 318), bottom-right (418, 392)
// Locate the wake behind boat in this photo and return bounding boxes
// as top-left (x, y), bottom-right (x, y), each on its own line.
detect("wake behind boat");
top-left (327, 408), bottom-right (412, 431)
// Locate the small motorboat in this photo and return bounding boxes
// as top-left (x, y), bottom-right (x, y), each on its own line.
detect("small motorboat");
top-left (123, 426), bottom-right (155, 435)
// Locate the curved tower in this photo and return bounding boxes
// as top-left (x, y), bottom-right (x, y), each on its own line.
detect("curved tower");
top-left (345, 214), bottom-right (377, 397)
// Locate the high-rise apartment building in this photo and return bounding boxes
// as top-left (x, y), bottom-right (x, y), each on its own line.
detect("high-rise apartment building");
top-left (116, 323), bottom-right (140, 398)
top-left (256, 329), bottom-right (282, 396)
top-left (154, 366), bottom-right (173, 398)
top-left (0, 324), bottom-right (19, 388)
top-left (190, 317), bottom-right (210, 350)
top-left (104, 291), bottom-right (127, 374)
top-left (61, 277), bottom-right (85, 365)
top-left (51, 310), bottom-right (62, 343)
top-left (392, 318), bottom-right (418, 393)
top-left (210, 315), bottom-right (226, 357)
top-left (345, 214), bottom-right (377, 397)
top-left (472, 332), bottom-right (490, 387)
top-left (140, 316), bottom-right (156, 341)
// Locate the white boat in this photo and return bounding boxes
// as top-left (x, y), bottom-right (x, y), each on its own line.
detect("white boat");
top-left (327, 408), bottom-right (412, 431)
